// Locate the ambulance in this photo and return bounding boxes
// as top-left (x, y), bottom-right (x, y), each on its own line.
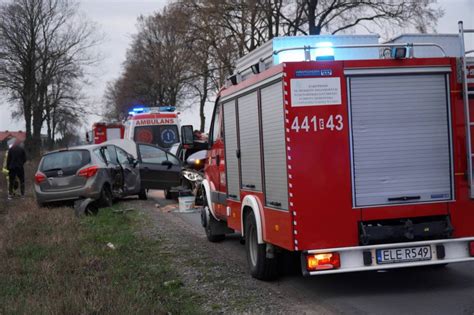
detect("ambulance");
top-left (124, 106), bottom-right (180, 150)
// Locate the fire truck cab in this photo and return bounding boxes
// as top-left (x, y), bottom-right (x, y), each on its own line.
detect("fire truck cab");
top-left (183, 22), bottom-right (474, 280)
top-left (124, 106), bottom-right (180, 150)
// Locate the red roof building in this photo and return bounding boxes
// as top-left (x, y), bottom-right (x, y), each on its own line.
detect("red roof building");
top-left (0, 130), bottom-right (26, 143)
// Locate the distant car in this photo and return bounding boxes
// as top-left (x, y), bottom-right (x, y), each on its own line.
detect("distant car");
top-left (34, 140), bottom-right (183, 207)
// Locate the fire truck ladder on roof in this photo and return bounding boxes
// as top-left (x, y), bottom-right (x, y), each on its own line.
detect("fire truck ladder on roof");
top-left (459, 21), bottom-right (474, 198)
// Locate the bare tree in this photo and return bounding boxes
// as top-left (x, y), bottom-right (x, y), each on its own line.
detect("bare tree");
top-left (281, 0), bottom-right (443, 36)
top-left (0, 0), bottom-right (100, 156)
top-left (103, 4), bottom-right (200, 122)
top-left (103, 0), bottom-right (443, 132)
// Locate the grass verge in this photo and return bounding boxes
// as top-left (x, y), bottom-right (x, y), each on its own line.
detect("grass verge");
top-left (0, 199), bottom-right (203, 314)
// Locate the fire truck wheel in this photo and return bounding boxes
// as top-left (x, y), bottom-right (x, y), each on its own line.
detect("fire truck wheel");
top-left (245, 211), bottom-right (278, 280)
top-left (138, 189), bottom-right (147, 200)
top-left (205, 214), bottom-right (226, 242)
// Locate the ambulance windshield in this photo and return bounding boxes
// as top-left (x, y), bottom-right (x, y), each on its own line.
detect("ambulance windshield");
top-left (134, 125), bottom-right (179, 149)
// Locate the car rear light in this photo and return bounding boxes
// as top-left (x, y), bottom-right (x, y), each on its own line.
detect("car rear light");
top-left (35, 172), bottom-right (46, 184)
top-left (306, 252), bottom-right (341, 271)
top-left (77, 165), bottom-right (99, 178)
top-left (469, 241), bottom-right (474, 257)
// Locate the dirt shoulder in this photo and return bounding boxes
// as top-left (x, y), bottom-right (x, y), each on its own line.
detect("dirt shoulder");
top-left (137, 192), bottom-right (332, 315)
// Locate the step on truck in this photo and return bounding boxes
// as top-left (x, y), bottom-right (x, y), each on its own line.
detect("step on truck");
top-left (181, 22), bottom-right (474, 280)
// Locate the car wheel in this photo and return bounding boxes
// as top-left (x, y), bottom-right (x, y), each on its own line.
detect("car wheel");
top-left (245, 211), bottom-right (278, 280)
top-left (98, 185), bottom-right (113, 208)
top-left (138, 189), bottom-right (147, 200)
top-left (164, 188), bottom-right (172, 200)
top-left (84, 203), bottom-right (99, 216)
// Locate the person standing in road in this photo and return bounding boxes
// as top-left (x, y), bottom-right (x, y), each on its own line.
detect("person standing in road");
top-left (6, 139), bottom-right (26, 200)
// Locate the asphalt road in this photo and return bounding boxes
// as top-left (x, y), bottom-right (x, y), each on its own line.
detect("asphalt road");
top-left (149, 191), bottom-right (474, 315)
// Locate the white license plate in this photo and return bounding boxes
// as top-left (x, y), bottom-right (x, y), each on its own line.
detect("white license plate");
top-left (376, 245), bottom-right (432, 264)
top-left (52, 178), bottom-right (69, 187)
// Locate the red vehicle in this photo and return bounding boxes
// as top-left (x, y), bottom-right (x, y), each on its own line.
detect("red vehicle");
top-left (181, 24), bottom-right (474, 280)
top-left (91, 122), bottom-right (124, 144)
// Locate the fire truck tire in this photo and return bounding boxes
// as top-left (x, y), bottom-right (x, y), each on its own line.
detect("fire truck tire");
top-left (245, 211), bottom-right (278, 280)
top-left (205, 213), bottom-right (226, 242)
top-left (97, 185), bottom-right (113, 208)
top-left (201, 192), bottom-right (225, 242)
top-left (138, 189), bottom-right (147, 200)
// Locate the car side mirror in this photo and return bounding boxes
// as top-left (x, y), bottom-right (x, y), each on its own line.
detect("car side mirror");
top-left (161, 160), bottom-right (173, 169)
top-left (128, 156), bottom-right (138, 168)
top-left (181, 125), bottom-right (194, 147)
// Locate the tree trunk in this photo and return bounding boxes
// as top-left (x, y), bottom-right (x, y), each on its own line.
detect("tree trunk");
top-left (31, 106), bottom-right (43, 157)
top-left (46, 109), bottom-right (53, 150)
top-left (307, 0), bottom-right (318, 35)
top-left (199, 69), bottom-right (209, 132)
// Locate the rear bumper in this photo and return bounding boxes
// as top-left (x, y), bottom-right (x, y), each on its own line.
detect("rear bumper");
top-left (302, 237), bottom-right (474, 276)
top-left (34, 182), bottom-right (102, 204)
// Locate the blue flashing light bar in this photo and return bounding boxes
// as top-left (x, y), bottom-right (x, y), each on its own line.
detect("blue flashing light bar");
top-left (128, 106), bottom-right (176, 115)
top-left (158, 106), bottom-right (176, 112)
top-left (272, 35), bottom-right (379, 64)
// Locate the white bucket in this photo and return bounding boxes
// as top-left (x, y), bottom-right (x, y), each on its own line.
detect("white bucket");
top-left (178, 196), bottom-right (195, 212)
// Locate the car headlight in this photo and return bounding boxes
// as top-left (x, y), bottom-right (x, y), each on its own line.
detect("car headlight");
top-left (182, 170), bottom-right (203, 182)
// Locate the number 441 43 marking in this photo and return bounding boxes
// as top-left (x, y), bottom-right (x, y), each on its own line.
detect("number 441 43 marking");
top-left (291, 115), bottom-right (343, 133)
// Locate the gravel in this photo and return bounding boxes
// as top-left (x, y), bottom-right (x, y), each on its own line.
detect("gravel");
top-left (135, 193), bottom-right (319, 315)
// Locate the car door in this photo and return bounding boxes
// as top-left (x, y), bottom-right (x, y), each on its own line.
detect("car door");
top-left (102, 145), bottom-right (124, 194)
top-left (115, 146), bottom-right (140, 194)
top-left (137, 143), bottom-right (182, 190)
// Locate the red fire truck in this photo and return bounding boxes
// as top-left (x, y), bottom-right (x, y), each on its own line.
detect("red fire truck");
top-left (124, 106), bottom-right (180, 150)
top-left (90, 122), bottom-right (125, 144)
top-left (181, 23), bottom-right (474, 280)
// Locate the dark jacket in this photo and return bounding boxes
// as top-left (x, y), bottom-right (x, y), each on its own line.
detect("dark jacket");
top-left (6, 145), bottom-right (27, 170)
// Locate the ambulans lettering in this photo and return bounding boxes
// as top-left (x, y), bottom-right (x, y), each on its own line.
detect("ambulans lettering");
top-left (291, 115), bottom-right (343, 132)
top-left (136, 118), bottom-right (176, 126)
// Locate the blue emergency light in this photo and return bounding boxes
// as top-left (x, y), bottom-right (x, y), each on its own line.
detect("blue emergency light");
top-left (128, 105), bottom-right (176, 116)
top-left (159, 106), bottom-right (176, 112)
top-left (315, 42), bottom-right (335, 61)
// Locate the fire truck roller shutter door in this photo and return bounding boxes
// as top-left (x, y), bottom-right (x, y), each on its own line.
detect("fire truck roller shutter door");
top-left (106, 128), bottom-right (121, 140)
top-left (261, 81), bottom-right (288, 210)
top-left (238, 91), bottom-right (262, 191)
top-left (349, 73), bottom-right (453, 207)
top-left (223, 100), bottom-right (240, 200)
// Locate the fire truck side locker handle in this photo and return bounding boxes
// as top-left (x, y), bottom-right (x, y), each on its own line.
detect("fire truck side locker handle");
top-left (236, 149), bottom-right (241, 159)
top-left (245, 184), bottom-right (256, 189)
top-left (387, 196), bottom-right (421, 202)
top-left (228, 194), bottom-right (238, 199)
top-left (269, 201), bottom-right (282, 207)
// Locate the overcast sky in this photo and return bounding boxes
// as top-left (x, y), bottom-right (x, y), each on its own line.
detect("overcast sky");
top-left (0, 0), bottom-right (473, 133)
